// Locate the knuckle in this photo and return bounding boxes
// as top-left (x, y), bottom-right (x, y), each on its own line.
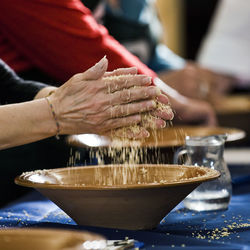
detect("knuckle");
top-left (105, 79), bottom-right (114, 93)
top-left (120, 89), bottom-right (131, 102)
top-left (71, 73), bottom-right (81, 81)
top-left (91, 99), bottom-right (108, 112)
top-left (95, 119), bottom-right (103, 126)
top-left (110, 105), bottom-right (119, 118)
top-left (90, 114), bottom-right (104, 126)
top-left (90, 101), bottom-right (100, 111)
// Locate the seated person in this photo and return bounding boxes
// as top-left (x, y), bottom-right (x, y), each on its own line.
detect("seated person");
top-left (198, 0), bottom-right (250, 91)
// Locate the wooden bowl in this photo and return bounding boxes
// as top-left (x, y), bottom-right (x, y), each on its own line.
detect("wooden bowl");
top-left (67, 126), bottom-right (245, 164)
top-left (0, 228), bottom-right (105, 250)
top-left (15, 164), bottom-right (220, 230)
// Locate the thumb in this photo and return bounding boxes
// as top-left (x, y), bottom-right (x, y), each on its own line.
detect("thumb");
top-left (81, 56), bottom-right (108, 80)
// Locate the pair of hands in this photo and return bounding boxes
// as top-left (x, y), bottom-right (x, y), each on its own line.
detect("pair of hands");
top-left (158, 62), bottom-right (236, 126)
top-left (47, 57), bottom-right (174, 139)
top-left (159, 62), bottom-right (235, 101)
top-left (46, 58), bottom-right (221, 140)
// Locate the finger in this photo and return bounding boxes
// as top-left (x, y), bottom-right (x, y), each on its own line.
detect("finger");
top-left (110, 86), bottom-right (161, 105)
top-left (112, 126), bottom-right (150, 139)
top-left (142, 114), bottom-right (166, 129)
top-left (104, 67), bottom-right (137, 77)
top-left (79, 56), bottom-right (108, 80)
top-left (205, 112), bottom-right (218, 126)
top-left (151, 103), bottom-right (174, 120)
top-left (104, 74), bottom-right (152, 93)
top-left (156, 94), bottom-right (169, 105)
top-left (104, 114), bottom-right (142, 130)
top-left (110, 100), bottom-right (157, 118)
top-left (151, 109), bottom-right (174, 121)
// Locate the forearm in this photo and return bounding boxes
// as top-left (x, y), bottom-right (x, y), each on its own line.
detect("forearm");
top-left (154, 77), bottom-right (188, 105)
top-left (0, 99), bottom-right (57, 150)
top-left (154, 77), bottom-right (217, 125)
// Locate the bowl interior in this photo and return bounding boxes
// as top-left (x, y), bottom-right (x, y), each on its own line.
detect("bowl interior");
top-left (15, 164), bottom-right (220, 189)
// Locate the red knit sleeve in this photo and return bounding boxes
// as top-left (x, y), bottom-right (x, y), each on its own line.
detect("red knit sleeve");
top-left (0, 0), bottom-right (156, 82)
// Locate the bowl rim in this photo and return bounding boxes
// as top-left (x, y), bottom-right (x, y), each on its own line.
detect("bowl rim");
top-left (15, 164), bottom-right (220, 190)
top-left (68, 126), bottom-right (246, 148)
top-left (0, 228), bottom-right (105, 247)
top-left (0, 227), bottom-right (101, 237)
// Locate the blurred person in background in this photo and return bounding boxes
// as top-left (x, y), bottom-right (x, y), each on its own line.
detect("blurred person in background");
top-left (198, 0), bottom-right (250, 91)
top-left (102, 0), bottom-right (235, 101)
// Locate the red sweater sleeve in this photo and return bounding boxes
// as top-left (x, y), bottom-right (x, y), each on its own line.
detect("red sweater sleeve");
top-left (0, 0), bottom-right (156, 82)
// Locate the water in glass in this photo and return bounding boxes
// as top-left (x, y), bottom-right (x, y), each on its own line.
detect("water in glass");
top-left (175, 135), bottom-right (232, 211)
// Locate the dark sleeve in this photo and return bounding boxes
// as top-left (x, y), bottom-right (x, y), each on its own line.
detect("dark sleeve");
top-left (0, 59), bottom-right (49, 104)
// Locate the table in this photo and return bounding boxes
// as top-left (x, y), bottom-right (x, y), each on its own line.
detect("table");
top-left (0, 164), bottom-right (250, 250)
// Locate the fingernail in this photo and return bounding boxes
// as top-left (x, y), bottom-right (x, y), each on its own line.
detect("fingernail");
top-left (163, 110), bottom-right (174, 120)
top-left (91, 56), bottom-right (107, 71)
top-left (170, 111), bottom-right (174, 120)
top-left (161, 120), bottom-right (166, 128)
top-left (135, 114), bottom-right (142, 123)
top-left (130, 67), bottom-right (138, 74)
top-left (155, 87), bottom-right (161, 96)
top-left (148, 87), bottom-right (160, 96)
top-left (155, 95), bottom-right (167, 102)
top-left (142, 76), bottom-right (152, 85)
top-left (152, 100), bottom-right (157, 108)
top-left (144, 130), bottom-right (150, 137)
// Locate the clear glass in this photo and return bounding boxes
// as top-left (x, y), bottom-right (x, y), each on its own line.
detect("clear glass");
top-left (175, 135), bottom-right (232, 211)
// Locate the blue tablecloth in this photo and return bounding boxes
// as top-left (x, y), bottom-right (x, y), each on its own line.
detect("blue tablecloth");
top-left (0, 165), bottom-right (250, 250)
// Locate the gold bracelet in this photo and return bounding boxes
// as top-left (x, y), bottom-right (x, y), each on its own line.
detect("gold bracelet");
top-left (47, 90), bottom-right (56, 97)
top-left (45, 97), bottom-right (60, 140)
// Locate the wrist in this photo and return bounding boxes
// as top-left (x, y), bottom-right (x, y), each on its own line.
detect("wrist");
top-left (28, 98), bottom-right (59, 139)
top-left (154, 77), bottom-right (188, 103)
top-left (45, 96), bottom-right (61, 139)
top-left (34, 87), bottom-right (58, 99)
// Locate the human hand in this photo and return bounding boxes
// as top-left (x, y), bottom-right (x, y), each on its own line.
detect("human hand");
top-left (100, 65), bottom-right (174, 138)
top-left (171, 96), bottom-right (217, 126)
top-left (196, 64), bottom-right (236, 100)
top-left (158, 62), bottom-right (235, 101)
top-left (158, 64), bottom-right (201, 100)
top-left (48, 57), bottom-right (173, 139)
top-left (154, 77), bottom-right (217, 126)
